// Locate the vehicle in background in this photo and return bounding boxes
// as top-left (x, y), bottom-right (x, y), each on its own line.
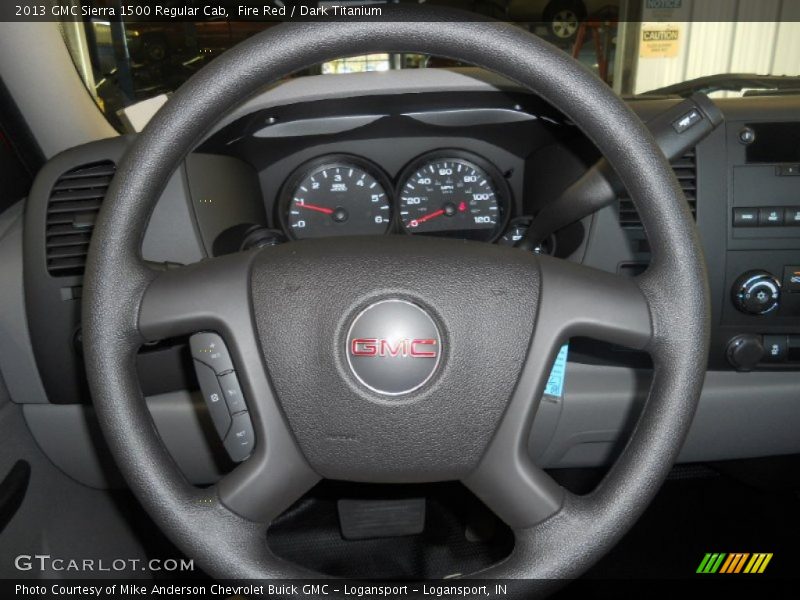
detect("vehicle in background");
top-left (509, 0), bottom-right (619, 42)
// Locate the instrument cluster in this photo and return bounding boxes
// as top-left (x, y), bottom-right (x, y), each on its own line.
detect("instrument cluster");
top-left (277, 150), bottom-right (512, 243)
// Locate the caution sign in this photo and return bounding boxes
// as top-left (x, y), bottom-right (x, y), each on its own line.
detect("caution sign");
top-left (640, 24), bottom-right (681, 58)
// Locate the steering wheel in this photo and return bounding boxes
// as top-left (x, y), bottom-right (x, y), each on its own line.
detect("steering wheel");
top-left (83, 13), bottom-right (709, 591)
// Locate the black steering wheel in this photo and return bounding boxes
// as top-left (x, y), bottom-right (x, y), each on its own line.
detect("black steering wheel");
top-left (83, 13), bottom-right (709, 591)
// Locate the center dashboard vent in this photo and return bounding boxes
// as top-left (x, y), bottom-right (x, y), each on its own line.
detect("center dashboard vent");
top-left (45, 161), bottom-right (116, 277)
top-left (618, 150), bottom-right (697, 229)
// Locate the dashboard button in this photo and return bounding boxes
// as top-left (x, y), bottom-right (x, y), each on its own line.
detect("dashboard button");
top-left (738, 127), bottom-right (756, 145)
top-left (785, 208), bottom-right (800, 225)
top-left (224, 412), bottom-right (255, 462)
top-left (193, 359), bottom-right (231, 438)
top-left (788, 336), bottom-right (800, 363)
top-left (776, 164), bottom-right (800, 176)
top-left (218, 371), bottom-right (247, 414)
top-left (762, 335), bottom-right (788, 362)
top-left (733, 208), bottom-right (758, 227)
top-left (784, 266), bottom-right (800, 293)
top-left (190, 332), bottom-right (234, 374)
top-left (758, 207), bottom-right (784, 226)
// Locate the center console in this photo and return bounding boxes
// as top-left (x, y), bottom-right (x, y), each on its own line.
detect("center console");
top-left (716, 116), bottom-right (800, 371)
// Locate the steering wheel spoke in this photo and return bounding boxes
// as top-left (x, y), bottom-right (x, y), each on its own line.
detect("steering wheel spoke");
top-left (535, 256), bottom-right (653, 352)
top-left (215, 435), bottom-right (319, 524)
top-left (139, 253), bottom-right (320, 523)
top-left (464, 445), bottom-right (566, 530)
top-left (138, 252), bottom-right (254, 342)
top-left (464, 256), bottom-right (653, 529)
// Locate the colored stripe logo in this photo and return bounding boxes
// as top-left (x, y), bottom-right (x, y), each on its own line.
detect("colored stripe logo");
top-left (696, 552), bottom-right (773, 574)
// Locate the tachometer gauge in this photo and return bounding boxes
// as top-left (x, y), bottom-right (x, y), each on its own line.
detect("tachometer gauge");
top-left (397, 152), bottom-right (509, 242)
top-left (280, 156), bottom-right (392, 239)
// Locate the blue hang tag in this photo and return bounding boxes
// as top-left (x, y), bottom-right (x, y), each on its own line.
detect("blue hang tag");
top-left (544, 344), bottom-right (569, 398)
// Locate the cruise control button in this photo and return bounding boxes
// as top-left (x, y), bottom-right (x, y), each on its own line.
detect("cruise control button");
top-left (193, 360), bottom-right (231, 438)
top-left (219, 371), bottom-right (247, 414)
top-left (763, 335), bottom-right (788, 362)
top-left (732, 208), bottom-right (758, 227)
top-left (190, 332), bottom-right (234, 374)
top-left (224, 412), bottom-right (255, 462)
top-left (759, 207), bottom-right (784, 226)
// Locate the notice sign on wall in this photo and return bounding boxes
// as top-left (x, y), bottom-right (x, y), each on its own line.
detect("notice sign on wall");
top-left (640, 23), bottom-right (681, 58)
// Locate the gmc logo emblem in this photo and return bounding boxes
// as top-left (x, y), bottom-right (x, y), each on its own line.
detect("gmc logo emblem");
top-left (345, 299), bottom-right (442, 396)
top-left (350, 338), bottom-right (438, 358)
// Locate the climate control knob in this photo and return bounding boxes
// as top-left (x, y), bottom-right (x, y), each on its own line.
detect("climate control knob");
top-left (731, 270), bottom-right (781, 315)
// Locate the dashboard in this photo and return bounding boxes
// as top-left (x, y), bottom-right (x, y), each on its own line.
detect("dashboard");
top-left (6, 69), bottom-right (800, 486)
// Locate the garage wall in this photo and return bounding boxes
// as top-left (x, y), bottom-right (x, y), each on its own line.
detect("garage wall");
top-left (633, 0), bottom-right (800, 95)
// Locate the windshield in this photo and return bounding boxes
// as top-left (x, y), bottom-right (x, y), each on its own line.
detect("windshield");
top-left (57, 1), bottom-right (800, 132)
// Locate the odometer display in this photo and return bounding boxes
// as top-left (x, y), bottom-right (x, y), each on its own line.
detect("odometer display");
top-left (398, 154), bottom-right (508, 242)
top-left (281, 157), bottom-right (392, 239)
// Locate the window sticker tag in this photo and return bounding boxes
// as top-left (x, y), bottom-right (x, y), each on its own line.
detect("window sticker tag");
top-left (544, 344), bottom-right (569, 398)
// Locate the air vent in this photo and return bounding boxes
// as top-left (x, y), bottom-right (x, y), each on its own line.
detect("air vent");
top-left (619, 150), bottom-right (697, 229)
top-left (45, 161), bottom-right (115, 277)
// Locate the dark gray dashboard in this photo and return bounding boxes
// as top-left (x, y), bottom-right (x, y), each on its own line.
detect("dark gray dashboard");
top-left (5, 70), bottom-right (800, 488)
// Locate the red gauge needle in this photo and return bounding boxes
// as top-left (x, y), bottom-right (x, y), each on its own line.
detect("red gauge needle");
top-left (412, 209), bottom-right (445, 226)
top-left (296, 202), bottom-right (334, 215)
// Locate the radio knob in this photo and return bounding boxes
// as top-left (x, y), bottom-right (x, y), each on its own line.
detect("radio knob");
top-left (731, 270), bottom-right (781, 315)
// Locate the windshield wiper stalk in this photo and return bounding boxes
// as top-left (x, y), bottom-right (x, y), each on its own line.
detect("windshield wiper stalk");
top-left (516, 93), bottom-right (724, 252)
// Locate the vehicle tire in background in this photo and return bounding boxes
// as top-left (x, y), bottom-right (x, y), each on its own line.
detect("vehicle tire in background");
top-left (543, 0), bottom-right (587, 44)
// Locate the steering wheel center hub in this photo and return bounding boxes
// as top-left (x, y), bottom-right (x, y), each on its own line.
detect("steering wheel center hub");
top-left (346, 299), bottom-right (443, 396)
top-left (248, 236), bottom-right (540, 481)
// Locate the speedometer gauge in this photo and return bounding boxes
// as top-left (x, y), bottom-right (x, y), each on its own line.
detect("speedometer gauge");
top-left (280, 156), bottom-right (392, 240)
top-left (397, 152), bottom-right (509, 242)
